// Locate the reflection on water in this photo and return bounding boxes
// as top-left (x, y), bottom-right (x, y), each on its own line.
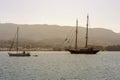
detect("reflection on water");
top-left (0, 51), bottom-right (120, 80)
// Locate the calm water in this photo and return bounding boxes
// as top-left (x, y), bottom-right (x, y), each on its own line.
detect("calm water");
top-left (0, 51), bottom-right (120, 80)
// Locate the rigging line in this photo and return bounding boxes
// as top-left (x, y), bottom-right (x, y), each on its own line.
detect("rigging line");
top-left (66, 25), bottom-right (78, 44)
top-left (16, 27), bottom-right (19, 52)
top-left (60, 27), bottom-right (75, 48)
top-left (65, 30), bottom-right (75, 44)
top-left (9, 31), bottom-right (17, 51)
top-left (65, 27), bottom-right (75, 41)
top-left (62, 30), bottom-right (75, 49)
top-left (66, 27), bottom-right (76, 43)
top-left (68, 31), bottom-right (75, 47)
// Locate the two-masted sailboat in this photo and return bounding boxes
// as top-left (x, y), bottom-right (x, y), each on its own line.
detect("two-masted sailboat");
top-left (68, 15), bottom-right (100, 54)
top-left (8, 27), bottom-right (30, 57)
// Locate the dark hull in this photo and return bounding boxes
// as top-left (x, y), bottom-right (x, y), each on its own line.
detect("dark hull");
top-left (8, 53), bottom-right (30, 57)
top-left (68, 49), bottom-right (99, 54)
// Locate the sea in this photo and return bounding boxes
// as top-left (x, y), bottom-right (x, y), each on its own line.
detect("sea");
top-left (0, 51), bottom-right (120, 80)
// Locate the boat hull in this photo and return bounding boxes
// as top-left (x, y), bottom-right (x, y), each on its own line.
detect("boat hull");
top-left (67, 49), bottom-right (100, 54)
top-left (8, 53), bottom-right (30, 57)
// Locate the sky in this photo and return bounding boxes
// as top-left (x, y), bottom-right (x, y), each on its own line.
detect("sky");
top-left (0, 0), bottom-right (120, 32)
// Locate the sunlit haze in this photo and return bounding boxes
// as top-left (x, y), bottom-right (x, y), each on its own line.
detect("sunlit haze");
top-left (0, 0), bottom-right (120, 32)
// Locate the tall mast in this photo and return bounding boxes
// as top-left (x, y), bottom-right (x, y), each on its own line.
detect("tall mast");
top-left (75, 19), bottom-right (78, 49)
top-left (16, 27), bottom-right (19, 52)
top-left (85, 15), bottom-right (89, 48)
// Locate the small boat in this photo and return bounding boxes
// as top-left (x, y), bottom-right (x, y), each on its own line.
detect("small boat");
top-left (8, 52), bottom-right (30, 57)
top-left (67, 15), bottom-right (100, 54)
top-left (8, 27), bottom-right (31, 57)
top-left (33, 55), bottom-right (38, 57)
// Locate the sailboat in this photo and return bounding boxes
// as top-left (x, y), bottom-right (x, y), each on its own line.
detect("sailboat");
top-left (8, 27), bottom-right (30, 57)
top-left (68, 15), bottom-right (100, 54)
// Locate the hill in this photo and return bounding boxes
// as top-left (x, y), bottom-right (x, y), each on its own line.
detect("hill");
top-left (0, 23), bottom-right (120, 48)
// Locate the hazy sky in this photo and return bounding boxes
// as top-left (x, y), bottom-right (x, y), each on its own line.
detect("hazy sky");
top-left (0, 0), bottom-right (120, 32)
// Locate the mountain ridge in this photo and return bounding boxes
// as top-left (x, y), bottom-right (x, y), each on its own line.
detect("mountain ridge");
top-left (0, 23), bottom-right (119, 47)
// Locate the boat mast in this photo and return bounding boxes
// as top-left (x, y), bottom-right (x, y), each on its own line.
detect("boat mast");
top-left (85, 15), bottom-right (89, 48)
top-left (16, 27), bottom-right (19, 52)
top-left (75, 19), bottom-right (78, 49)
